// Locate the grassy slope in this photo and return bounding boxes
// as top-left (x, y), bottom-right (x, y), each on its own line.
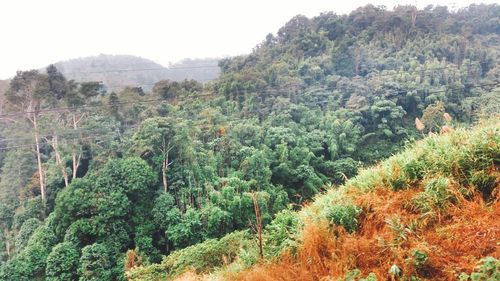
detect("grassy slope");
top-left (128, 121), bottom-right (499, 280)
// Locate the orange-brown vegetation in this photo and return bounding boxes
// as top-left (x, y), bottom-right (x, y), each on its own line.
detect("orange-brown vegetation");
top-left (231, 182), bottom-right (499, 281)
top-left (124, 249), bottom-right (143, 272)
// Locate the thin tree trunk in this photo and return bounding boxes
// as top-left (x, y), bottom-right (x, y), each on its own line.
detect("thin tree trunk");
top-left (72, 151), bottom-right (81, 180)
top-left (162, 157), bottom-right (168, 192)
top-left (411, 6), bottom-right (417, 28)
top-left (162, 141), bottom-right (173, 193)
top-left (52, 134), bottom-right (69, 187)
top-left (33, 113), bottom-right (45, 201)
top-left (71, 115), bottom-right (82, 180)
top-left (252, 193), bottom-right (264, 259)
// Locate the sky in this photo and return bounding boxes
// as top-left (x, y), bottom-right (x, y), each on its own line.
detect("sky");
top-left (0, 0), bottom-right (497, 79)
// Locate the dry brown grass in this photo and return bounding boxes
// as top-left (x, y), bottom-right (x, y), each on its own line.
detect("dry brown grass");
top-left (230, 182), bottom-right (499, 280)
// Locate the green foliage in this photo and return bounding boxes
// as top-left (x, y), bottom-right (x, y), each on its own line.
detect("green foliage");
top-left (469, 170), bottom-right (497, 201)
top-left (13, 196), bottom-right (45, 229)
top-left (127, 231), bottom-right (252, 280)
top-left (409, 249), bottom-right (428, 268)
top-left (201, 205), bottom-right (233, 238)
top-left (152, 193), bottom-right (180, 230)
top-left (421, 102), bottom-right (446, 132)
top-left (166, 207), bottom-right (203, 249)
top-left (324, 204), bottom-right (361, 233)
top-left (318, 158), bottom-right (359, 185)
top-left (1, 3), bottom-right (500, 280)
top-left (411, 177), bottom-right (456, 214)
top-left (0, 224), bottom-right (57, 280)
top-left (14, 218), bottom-right (42, 253)
top-left (78, 243), bottom-right (113, 281)
top-left (153, 79), bottom-right (203, 100)
top-left (362, 273), bottom-right (378, 281)
top-left (20, 225), bottom-right (58, 276)
top-left (125, 116), bottom-right (498, 280)
top-left (263, 208), bottom-right (300, 259)
top-left (45, 242), bottom-right (79, 281)
top-left (459, 257), bottom-right (499, 281)
top-left (345, 269), bottom-right (378, 281)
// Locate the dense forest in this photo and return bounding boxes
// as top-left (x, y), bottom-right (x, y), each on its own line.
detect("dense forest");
top-left (0, 4), bottom-right (498, 280)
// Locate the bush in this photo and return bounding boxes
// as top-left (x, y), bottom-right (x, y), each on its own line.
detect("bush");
top-left (264, 208), bottom-right (300, 259)
top-left (411, 177), bottom-right (455, 214)
top-left (459, 256), bottom-right (499, 281)
top-left (127, 231), bottom-right (252, 280)
top-left (469, 170), bottom-right (497, 201)
top-left (324, 204), bottom-right (361, 233)
top-left (410, 249), bottom-right (428, 268)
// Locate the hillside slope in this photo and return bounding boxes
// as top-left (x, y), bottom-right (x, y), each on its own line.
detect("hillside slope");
top-left (0, 4), bottom-right (499, 281)
top-left (212, 3), bottom-right (500, 163)
top-left (51, 54), bottom-right (220, 91)
top-left (127, 121), bottom-right (499, 280)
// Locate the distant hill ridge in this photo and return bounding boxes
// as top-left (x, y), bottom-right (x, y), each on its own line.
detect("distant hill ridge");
top-left (50, 54), bottom-right (221, 91)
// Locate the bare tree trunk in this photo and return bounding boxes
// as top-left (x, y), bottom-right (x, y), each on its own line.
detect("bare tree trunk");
top-left (162, 140), bottom-right (173, 193)
top-left (71, 115), bottom-right (82, 180)
top-left (411, 6), bottom-right (417, 28)
top-left (33, 113), bottom-right (45, 201)
top-left (52, 134), bottom-right (69, 187)
top-left (162, 157), bottom-right (168, 192)
top-left (72, 151), bottom-right (81, 180)
top-left (252, 193), bottom-right (264, 259)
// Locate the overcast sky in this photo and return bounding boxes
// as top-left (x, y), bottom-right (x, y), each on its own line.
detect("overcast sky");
top-left (0, 0), bottom-right (497, 79)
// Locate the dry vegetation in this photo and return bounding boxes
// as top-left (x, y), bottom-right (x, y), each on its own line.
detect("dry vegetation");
top-left (231, 190), bottom-right (498, 280)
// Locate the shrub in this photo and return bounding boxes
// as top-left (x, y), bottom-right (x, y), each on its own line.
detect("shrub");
top-left (345, 269), bottom-right (378, 281)
top-left (127, 231), bottom-right (252, 280)
top-left (263, 208), bottom-right (300, 259)
top-left (411, 177), bottom-right (455, 214)
top-left (459, 256), bottom-right (499, 281)
top-left (324, 204), bottom-right (361, 233)
top-left (469, 170), bottom-right (497, 201)
top-left (410, 249), bottom-right (428, 268)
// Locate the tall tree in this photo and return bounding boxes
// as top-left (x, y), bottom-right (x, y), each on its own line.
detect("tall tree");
top-left (4, 70), bottom-right (52, 201)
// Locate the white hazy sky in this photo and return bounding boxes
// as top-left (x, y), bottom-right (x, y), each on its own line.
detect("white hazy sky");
top-left (0, 0), bottom-right (497, 79)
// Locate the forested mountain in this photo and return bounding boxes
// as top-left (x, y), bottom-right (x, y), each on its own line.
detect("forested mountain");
top-left (0, 4), bottom-right (498, 281)
top-left (51, 55), bottom-right (221, 91)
